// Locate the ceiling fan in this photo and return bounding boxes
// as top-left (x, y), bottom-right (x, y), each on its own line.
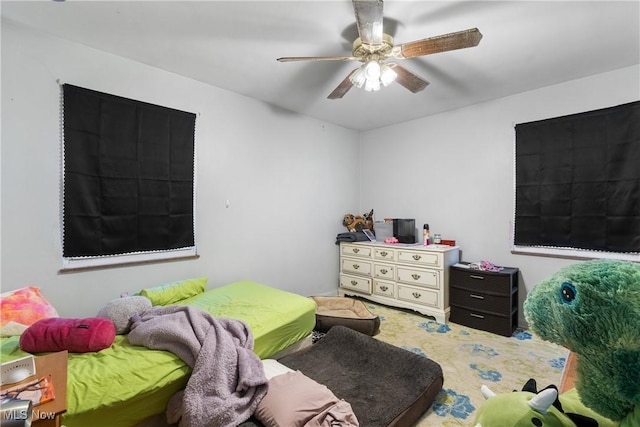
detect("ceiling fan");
top-left (277, 0), bottom-right (482, 99)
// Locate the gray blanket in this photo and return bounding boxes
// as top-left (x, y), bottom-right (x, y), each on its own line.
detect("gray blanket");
top-left (128, 305), bottom-right (268, 427)
top-left (335, 231), bottom-right (369, 244)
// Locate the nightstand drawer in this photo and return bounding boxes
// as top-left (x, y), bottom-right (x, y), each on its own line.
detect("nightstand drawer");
top-left (450, 268), bottom-right (514, 295)
top-left (450, 287), bottom-right (512, 315)
top-left (341, 257), bottom-right (372, 276)
top-left (450, 305), bottom-right (516, 337)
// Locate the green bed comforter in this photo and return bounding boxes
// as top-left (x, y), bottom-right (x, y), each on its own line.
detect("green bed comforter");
top-left (0, 280), bottom-right (316, 427)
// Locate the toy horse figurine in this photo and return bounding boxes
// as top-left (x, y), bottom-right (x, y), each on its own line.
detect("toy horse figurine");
top-left (343, 209), bottom-right (374, 232)
top-left (363, 209), bottom-right (374, 231)
top-left (343, 214), bottom-right (366, 232)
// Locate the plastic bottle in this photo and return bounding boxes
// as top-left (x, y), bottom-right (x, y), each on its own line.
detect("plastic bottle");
top-left (423, 224), bottom-right (430, 246)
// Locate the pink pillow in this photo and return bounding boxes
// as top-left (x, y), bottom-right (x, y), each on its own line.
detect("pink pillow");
top-left (20, 317), bottom-right (116, 353)
top-left (1, 287), bottom-right (59, 336)
top-left (255, 370), bottom-right (359, 427)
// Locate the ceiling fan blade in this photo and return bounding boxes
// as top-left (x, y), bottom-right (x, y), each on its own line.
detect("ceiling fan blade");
top-left (353, 0), bottom-right (384, 46)
top-left (277, 56), bottom-right (359, 62)
top-left (392, 28), bottom-right (483, 59)
top-left (388, 63), bottom-right (429, 93)
top-left (327, 70), bottom-right (357, 99)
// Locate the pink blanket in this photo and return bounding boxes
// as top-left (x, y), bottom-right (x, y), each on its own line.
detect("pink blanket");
top-left (128, 305), bottom-right (268, 427)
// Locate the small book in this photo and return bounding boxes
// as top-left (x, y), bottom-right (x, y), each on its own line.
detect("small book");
top-left (0, 374), bottom-right (55, 407)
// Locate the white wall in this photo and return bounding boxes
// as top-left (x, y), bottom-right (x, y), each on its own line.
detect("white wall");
top-left (360, 64), bottom-right (640, 325)
top-left (1, 21), bottom-right (360, 317)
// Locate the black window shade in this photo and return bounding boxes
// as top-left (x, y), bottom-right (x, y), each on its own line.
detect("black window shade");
top-left (514, 101), bottom-right (640, 254)
top-left (63, 84), bottom-right (196, 258)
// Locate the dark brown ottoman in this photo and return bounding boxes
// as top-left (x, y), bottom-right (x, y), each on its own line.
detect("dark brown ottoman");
top-left (311, 296), bottom-right (380, 336)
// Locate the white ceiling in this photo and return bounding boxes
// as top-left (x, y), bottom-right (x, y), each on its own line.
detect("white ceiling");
top-left (2, 1), bottom-right (639, 131)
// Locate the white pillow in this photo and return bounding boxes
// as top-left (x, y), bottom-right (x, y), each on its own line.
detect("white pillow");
top-left (261, 359), bottom-right (294, 380)
top-left (97, 296), bottom-right (152, 334)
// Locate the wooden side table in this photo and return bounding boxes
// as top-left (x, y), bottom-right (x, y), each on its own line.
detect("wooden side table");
top-left (1, 351), bottom-right (68, 427)
top-left (560, 351), bottom-right (578, 393)
top-left (33, 351), bottom-right (68, 427)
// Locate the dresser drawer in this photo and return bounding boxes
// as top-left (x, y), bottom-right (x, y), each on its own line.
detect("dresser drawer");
top-left (373, 279), bottom-right (395, 297)
top-left (397, 284), bottom-right (439, 308)
top-left (341, 244), bottom-right (372, 258)
top-left (397, 266), bottom-right (439, 289)
top-left (397, 249), bottom-right (442, 268)
top-left (340, 274), bottom-right (372, 294)
top-left (449, 268), bottom-right (514, 295)
top-left (373, 247), bottom-right (396, 261)
top-left (450, 305), bottom-right (516, 337)
top-left (373, 263), bottom-right (395, 280)
top-left (450, 287), bottom-right (513, 316)
top-left (341, 257), bottom-right (372, 276)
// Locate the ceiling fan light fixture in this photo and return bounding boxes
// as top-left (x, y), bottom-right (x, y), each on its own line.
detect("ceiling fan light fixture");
top-left (363, 60), bottom-right (381, 80)
top-left (349, 59), bottom-right (394, 92)
top-left (364, 76), bottom-right (381, 92)
top-left (379, 63), bottom-right (397, 87)
top-left (363, 60), bottom-right (381, 91)
top-left (349, 66), bottom-right (367, 88)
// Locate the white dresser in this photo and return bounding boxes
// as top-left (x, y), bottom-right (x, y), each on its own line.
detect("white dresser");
top-left (338, 242), bottom-right (460, 323)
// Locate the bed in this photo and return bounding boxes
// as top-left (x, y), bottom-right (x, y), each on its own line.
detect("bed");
top-left (0, 280), bottom-right (316, 427)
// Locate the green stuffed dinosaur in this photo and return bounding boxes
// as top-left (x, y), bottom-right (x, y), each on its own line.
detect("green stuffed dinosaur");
top-left (473, 378), bottom-right (618, 427)
top-left (523, 259), bottom-right (640, 427)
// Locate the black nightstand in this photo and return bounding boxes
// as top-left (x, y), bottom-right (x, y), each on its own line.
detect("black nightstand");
top-left (449, 263), bottom-right (519, 337)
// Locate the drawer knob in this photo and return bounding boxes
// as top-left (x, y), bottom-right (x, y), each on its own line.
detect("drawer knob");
top-left (353, 264), bottom-right (360, 269)
top-left (470, 294), bottom-right (485, 300)
top-left (412, 292), bottom-right (421, 299)
top-left (380, 251), bottom-right (388, 257)
top-left (412, 255), bottom-right (422, 261)
top-left (411, 274), bottom-right (421, 280)
top-left (380, 285), bottom-right (388, 292)
top-left (353, 248), bottom-right (360, 253)
top-left (470, 313), bottom-right (485, 319)
top-left (351, 280), bottom-right (358, 286)
top-left (380, 268), bottom-right (388, 274)
top-left (470, 275), bottom-right (485, 280)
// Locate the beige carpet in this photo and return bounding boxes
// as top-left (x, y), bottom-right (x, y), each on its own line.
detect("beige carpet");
top-left (366, 301), bottom-right (570, 426)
